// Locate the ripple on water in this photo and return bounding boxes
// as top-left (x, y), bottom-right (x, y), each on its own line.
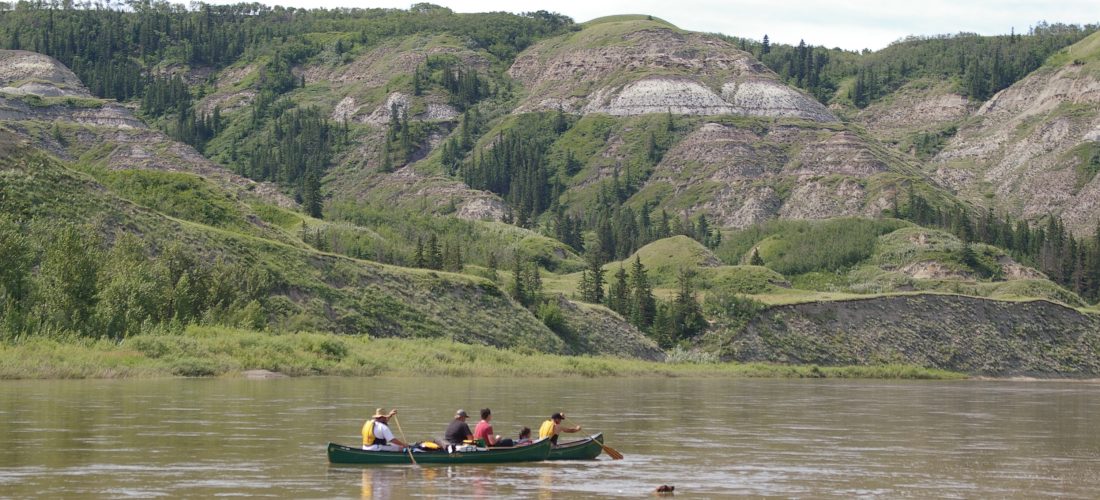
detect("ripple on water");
top-left (3, 378), bottom-right (1100, 498)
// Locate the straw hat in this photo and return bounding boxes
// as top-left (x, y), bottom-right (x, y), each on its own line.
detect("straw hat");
top-left (372, 408), bottom-right (390, 419)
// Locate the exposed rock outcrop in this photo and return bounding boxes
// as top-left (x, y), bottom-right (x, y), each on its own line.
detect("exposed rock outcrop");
top-left (932, 32), bottom-right (1100, 234)
top-left (855, 79), bottom-right (974, 142)
top-left (641, 122), bottom-right (902, 226)
top-left (0, 50), bottom-right (88, 96)
top-left (360, 92), bottom-right (459, 125)
top-left (0, 49), bottom-right (293, 208)
top-left (331, 164), bottom-right (508, 222)
top-left (302, 35), bottom-right (489, 89)
top-left (508, 21), bottom-right (835, 122)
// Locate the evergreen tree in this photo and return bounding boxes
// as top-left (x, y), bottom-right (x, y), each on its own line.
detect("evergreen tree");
top-left (671, 268), bottom-right (706, 341)
top-left (510, 257), bottom-right (529, 306)
top-left (651, 302), bottom-right (675, 349)
top-left (301, 168), bottom-right (323, 218)
top-left (426, 234), bottom-right (443, 270)
top-left (414, 237), bottom-right (426, 268)
top-left (525, 262), bottom-right (543, 304)
top-left (628, 256), bottom-right (656, 329)
top-left (578, 253), bottom-right (606, 304)
top-left (749, 248), bottom-right (765, 266)
top-left (608, 266), bottom-right (629, 315)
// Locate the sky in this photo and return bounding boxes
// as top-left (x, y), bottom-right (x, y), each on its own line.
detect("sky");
top-left (207, 0), bottom-right (1100, 51)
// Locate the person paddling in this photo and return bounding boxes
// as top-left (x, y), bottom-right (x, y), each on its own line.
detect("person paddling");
top-left (362, 408), bottom-right (408, 451)
top-left (538, 412), bottom-right (581, 445)
top-left (474, 408), bottom-right (514, 447)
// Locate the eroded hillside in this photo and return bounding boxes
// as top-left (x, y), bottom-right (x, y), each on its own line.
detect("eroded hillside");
top-left (932, 32), bottom-right (1100, 234)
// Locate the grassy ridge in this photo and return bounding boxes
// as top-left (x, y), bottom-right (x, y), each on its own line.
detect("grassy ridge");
top-left (0, 133), bottom-right (566, 351)
top-left (0, 326), bottom-right (964, 380)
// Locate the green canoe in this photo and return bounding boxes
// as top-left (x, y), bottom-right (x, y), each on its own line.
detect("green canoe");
top-left (548, 433), bottom-right (604, 460)
top-left (327, 437), bottom-right (552, 465)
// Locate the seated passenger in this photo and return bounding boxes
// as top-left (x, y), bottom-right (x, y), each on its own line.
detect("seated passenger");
top-left (473, 408), bottom-right (514, 447)
top-left (444, 409), bottom-right (474, 445)
top-left (515, 426), bottom-right (533, 446)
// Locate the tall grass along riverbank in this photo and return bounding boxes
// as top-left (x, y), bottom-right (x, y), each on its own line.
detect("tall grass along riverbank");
top-left (0, 326), bottom-right (963, 380)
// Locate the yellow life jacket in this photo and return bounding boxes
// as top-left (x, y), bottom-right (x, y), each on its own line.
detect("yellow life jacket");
top-left (538, 419), bottom-right (556, 440)
top-left (362, 420), bottom-right (384, 447)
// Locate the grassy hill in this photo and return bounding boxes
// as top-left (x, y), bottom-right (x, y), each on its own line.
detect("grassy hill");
top-left (0, 130), bottom-right (655, 356)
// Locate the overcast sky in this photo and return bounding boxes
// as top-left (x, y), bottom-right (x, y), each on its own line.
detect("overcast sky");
top-left (208, 0), bottom-right (1099, 51)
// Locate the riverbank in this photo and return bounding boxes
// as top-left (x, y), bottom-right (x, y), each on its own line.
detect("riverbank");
top-left (0, 326), bottom-right (964, 380)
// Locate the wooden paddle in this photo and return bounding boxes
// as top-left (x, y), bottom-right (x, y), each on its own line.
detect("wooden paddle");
top-left (565, 418), bottom-right (624, 460)
top-left (391, 415), bottom-right (417, 465)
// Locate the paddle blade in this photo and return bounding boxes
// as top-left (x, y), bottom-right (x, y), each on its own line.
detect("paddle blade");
top-left (601, 443), bottom-right (624, 460)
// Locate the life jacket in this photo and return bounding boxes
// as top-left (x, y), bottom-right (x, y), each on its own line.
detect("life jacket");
top-left (539, 419), bottom-right (559, 444)
top-left (362, 419), bottom-right (388, 447)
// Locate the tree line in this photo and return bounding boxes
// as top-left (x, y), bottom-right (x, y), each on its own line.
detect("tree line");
top-left (576, 255), bottom-right (706, 348)
top-left (903, 189), bottom-right (1100, 302)
top-left (0, 217), bottom-right (273, 340)
top-left (0, 2), bottom-right (574, 101)
top-left (723, 22), bottom-right (1098, 107)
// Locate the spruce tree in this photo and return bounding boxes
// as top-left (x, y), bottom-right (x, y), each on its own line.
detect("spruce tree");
top-left (579, 253), bottom-right (605, 304)
top-left (511, 257), bottom-right (528, 306)
top-left (608, 266), bottom-right (629, 315)
top-left (427, 234), bottom-right (443, 270)
top-left (302, 169), bottom-right (323, 218)
top-left (629, 256), bottom-right (656, 328)
top-left (672, 268), bottom-right (705, 341)
top-left (749, 248), bottom-right (765, 266)
top-left (414, 238), bottom-right (426, 268)
top-left (652, 302), bottom-right (675, 349)
top-left (526, 262), bottom-right (543, 304)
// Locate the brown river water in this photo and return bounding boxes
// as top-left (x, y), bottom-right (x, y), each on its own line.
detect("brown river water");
top-left (1, 377), bottom-right (1099, 498)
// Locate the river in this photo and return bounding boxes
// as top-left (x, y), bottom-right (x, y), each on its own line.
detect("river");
top-left (1, 377), bottom-right (1098, 498)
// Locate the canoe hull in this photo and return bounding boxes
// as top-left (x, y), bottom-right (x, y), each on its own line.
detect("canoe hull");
top-left (328, 438), bottom-right (552, 465)
top-left (547, 433), bottom-right (604, 460)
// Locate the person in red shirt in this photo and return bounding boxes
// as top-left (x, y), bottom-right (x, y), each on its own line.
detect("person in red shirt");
top-left (473, 408), bottom-right (514, 447)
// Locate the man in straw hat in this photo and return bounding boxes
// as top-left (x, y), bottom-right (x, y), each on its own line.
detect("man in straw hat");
top-left (362, 408), bottom-right (408, 451)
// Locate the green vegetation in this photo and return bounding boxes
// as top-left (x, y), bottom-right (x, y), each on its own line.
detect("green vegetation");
top-left (3, 3), bottom-right (1098, 378)
top-left (94, 170), bottom-right (251, 231)
top-left (723, 22), bottom-right (1098, 106)
top-left (609, 236), bottom-right (719, 286)
top-left (1068, 142), bottom-right (1100, 188)
top-left (0, 3), bottom-right (575, 101)
top-left (326, 201), bottom-right (583, 271)
top-left (0, 326), bottom-right (964, 380)
top-left (718, 218), bottom-right (911, 275)
top-left (0, 138), bottom-right (565, 352)
top-left (903, 125), bottom-right (958, 160)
